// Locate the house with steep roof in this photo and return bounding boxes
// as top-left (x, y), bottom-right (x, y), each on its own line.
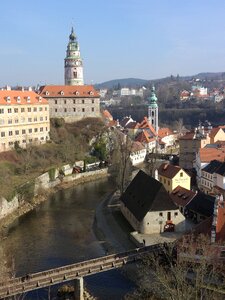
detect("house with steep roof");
top-left (120, 170), bottom-right (185, 234)
top-left (209, 127), bottom-right (225, 144)
top-left (170, 186), bottom-right (196, 215)
top-left (158, 163), bottom-right (191, 193)
top-left (158, 127), bottom-right (176, 148)
top-left (135, 130), bottom-right (156, 153)
top-left (129, 141), bottom-right (146, 166)
top-left (39, 85), bottom-right (100, 123)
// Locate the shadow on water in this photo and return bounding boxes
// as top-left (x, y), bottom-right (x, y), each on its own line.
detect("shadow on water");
top-left (2, 177), bottom-right (137, 299)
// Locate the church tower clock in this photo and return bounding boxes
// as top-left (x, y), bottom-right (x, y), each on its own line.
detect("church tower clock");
top-left (148, 85), bottom-right (158, 134)
top-left (64, 27), bottom-right (84, 86)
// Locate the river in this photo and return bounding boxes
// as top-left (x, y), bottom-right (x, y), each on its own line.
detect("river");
top-left (1, 177), bottom-right (136, 299)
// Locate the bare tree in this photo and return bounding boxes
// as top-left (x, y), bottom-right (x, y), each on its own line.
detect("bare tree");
top-left (126, 235), bottom-right (225, 300)
top-left (109, 129), bottom-right (133, 195)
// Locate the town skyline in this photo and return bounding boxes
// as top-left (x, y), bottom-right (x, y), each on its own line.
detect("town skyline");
top-left (1, 0), bottom-right (225, 87)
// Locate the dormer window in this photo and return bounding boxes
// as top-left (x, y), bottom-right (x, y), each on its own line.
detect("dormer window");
top-left (45, 91), bottom-right (49, 96)
top-left (6, 96), bottom-right (10, 103)
top-left (60, 91), bottom-right (64, 96)
top-left (17, 96), bottom-right (21, 103)
top-left (38, 96), bottom-right (42, 102)
top-left (89, 91), bottom-right (94, 95)
top-left (27, 96), bottom-right (31, 103)
top-left (75, 91), bottom-right (79, 96)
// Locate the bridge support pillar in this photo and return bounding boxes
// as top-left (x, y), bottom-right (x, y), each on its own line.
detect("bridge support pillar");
top-left (74, 277), bottom-right (84, 300)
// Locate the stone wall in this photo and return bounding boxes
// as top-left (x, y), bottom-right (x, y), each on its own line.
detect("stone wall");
top-left (0, 196), bottom-right (19, 220)
top-left (0, 161), bottom-right (108, 221)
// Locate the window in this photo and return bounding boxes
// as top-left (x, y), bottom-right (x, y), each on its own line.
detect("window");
top-left (164, 178), bottom-right (166, 184)
top-left (22, 129), bottom-right (26, 134)
top-left (27, 108), bottom-right (31, 112)
top-left (33, 107), bottom-right (37, 112)
top-left (92, 99), bottom-right (94, 104)
top-left (82, 99), bottom-right (84, 104)
top-left (40, 117), bottom-right (43, 121)
top-left (45, 116), bottom-right (48, 121)
top-left (29, 129), bottom-right (32, 133)
top-left (64, 108), bottom-right (67, 112)
top-left (21, 108), bottom-right (25, 112)
top-left (180, 172), bottom-right (183, 177)
top-left (92, 107), bottom-right (94, 112)
top-left (34, 117), bottom-right (37, 122)
top-left (34, 128), bottom-right (38, 133)
top-left (55, 108), bottom-right (57, 112)
top-left (73, 71), bottom-right (77, 78)
top-left (28, 118), bottom-right (32, 122)
top-left (22, 140), bottom-right (26, 144)
top-left (168, 180), bottom-right (170, 186)
top-left (73, 99), bottom-right (76, 104)
top-left (46, 127), bottom-right (48, 131)
top-left (39, 107), bottom-right (43, 111)
top-left (167, 212), bottom-right (171, 220)
top-left (55, 100), bottom-right (57, 104)
top-left (8, 108), bottom-right (12, 113)
top-left (15, 119), bottom-right (19, 124)
top-left (15, 130), bottom-right (19, 135)
top-left (174, 212), bottom-right (178, 216)
top-left (45, 107), bottom-right (48, 111)
top-left (82, 108), bottom-right (85, 112)
top-left (1, 132), bottom-right (5, 137)
top-left (159, 212), bottom-right (163, 217)
top-left (73, 108), bottom-right (76, 112)
top-left (40, 127), bottom-right (43, 132)
top-left (14, 108), bottom-right (18, 113)
top-left (0, 109), bottom-right (4, 114)
top-left (8, 119), bottom-right (12, 124)
top-left (29, 139), bottom-right (32, 143)
top-left (64, 100), bottom-right (66, 104)
top-left (9, 131), bottom-right (13, 136)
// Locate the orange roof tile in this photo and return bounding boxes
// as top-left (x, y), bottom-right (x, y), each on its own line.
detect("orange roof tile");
top-left (199, 148), bottom-right (225, 163)
top-left (0, 90), bottom-right (48, 105)
top-left (138, 117), bottom-right (157, 136)
top-left (102, 109), bottom-right (113, 120)
top-left (39, 85), bottom-right (99, 98)
top-left (158, 127), bottom-right (173, 138)
top-left (135, 130), bottom-right (155, 144)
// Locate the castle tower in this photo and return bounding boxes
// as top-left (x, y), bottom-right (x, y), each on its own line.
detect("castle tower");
top-left (64, 27), bottom-right (84, 86)
top-left (148, 85), bottom-right (158, 134)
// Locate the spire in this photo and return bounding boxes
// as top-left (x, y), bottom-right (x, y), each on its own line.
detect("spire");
top-left (69, 27), bottom-right (76, 41)
top-left (149, 85), bottom-right (158, 107)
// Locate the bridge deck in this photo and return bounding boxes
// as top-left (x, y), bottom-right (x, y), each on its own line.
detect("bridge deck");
top-left (0, 244), bottom-right (162, 299)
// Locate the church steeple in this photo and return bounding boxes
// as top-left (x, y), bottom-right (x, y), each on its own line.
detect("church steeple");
top-left (148, 85), bottom-right (158, 134)
top-left (64, 27), bottom-right (84, 86)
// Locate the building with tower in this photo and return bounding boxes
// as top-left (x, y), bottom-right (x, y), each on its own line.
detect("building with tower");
top-left (148, 86), bottom-right (158, 134)
top-left (39, 28), bottom-right (100, 123)
top-left (65, 27), bottom-right (84, 86)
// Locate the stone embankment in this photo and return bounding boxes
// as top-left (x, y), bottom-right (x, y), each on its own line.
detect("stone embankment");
top-left (0, 163), bottom-right (108, 238)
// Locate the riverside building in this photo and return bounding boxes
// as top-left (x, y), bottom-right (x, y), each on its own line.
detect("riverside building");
top-left (0, 88), bottom-right (50, 152)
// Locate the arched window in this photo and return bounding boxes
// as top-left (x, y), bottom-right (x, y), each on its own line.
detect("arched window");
top-left (73, 71), bottom-right (77, 78)
top-left (152, 111), bottom-right (154, 117)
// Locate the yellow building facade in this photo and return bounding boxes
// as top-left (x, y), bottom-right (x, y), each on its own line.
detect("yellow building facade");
top-left (158, 163), bottom-right (191, 193)
top-left (0, 89), bottom-right (50, 152)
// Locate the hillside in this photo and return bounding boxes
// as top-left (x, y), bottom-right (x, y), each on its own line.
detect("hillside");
top-left (95, 78), bottom-right (149, 89)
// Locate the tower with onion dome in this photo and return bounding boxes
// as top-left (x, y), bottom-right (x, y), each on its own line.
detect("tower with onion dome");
top-left (148, 85), bottom-right (158, 134)
top-left (64, 27), bottom-right (84, 85)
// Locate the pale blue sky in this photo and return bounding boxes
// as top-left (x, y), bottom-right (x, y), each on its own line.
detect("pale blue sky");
top-left (1, 0), bottom-right (225, 86)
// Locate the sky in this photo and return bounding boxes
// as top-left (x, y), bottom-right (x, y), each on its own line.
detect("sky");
top-left (1, 0), bottom-right (225, 86)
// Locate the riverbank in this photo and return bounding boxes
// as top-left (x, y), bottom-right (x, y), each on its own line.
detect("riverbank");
top-left (0, 168), bottom-right (109, 239)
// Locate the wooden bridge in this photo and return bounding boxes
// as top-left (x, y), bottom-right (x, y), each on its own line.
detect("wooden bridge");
top-left (0, 244), bottom-right (163, 300)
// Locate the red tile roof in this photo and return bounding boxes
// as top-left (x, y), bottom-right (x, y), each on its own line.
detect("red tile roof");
top-left (0, 90), bottom-right (48, 105)
top-left (170, 186), bottom-right (196, 207)
top-left (102, 109), bottom-right (113, 120)
top-left (138, 117), bottom-right (157, 137)
top-left (199, 148), bottom-right (225, 163)
top-left (135, 130), bottom-right (155, 144)
top-left (209, 127), bottom-right (221, 138)
top-left (158, 127), bottom-right (173, 138)
top-left (39, 85), bottom-right (99, 98)
top-left (158, 163), bottom-right (188, 179)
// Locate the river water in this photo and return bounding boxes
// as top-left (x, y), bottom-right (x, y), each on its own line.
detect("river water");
top-left (1, 178), bottom-right (136, 299)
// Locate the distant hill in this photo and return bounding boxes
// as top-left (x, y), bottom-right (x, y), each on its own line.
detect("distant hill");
top-left (94, 72), bottom-right (225, 90)
top-left (94, 78), bottom-right (149, 89)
